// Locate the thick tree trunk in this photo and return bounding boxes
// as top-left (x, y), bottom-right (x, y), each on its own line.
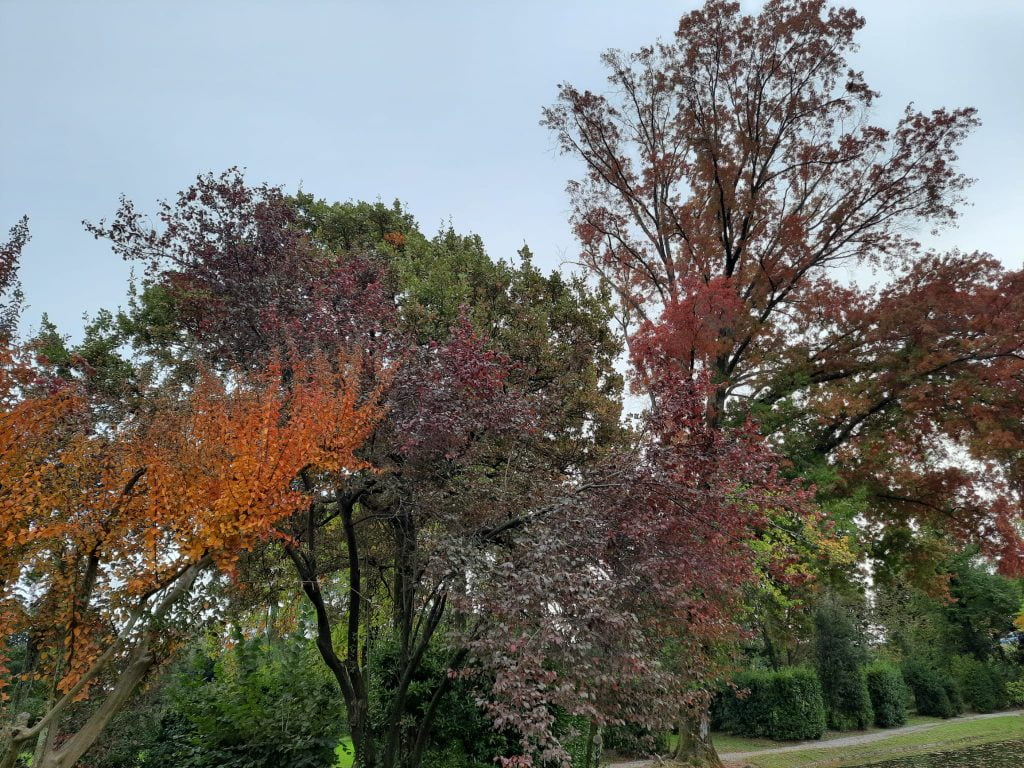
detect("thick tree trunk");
top-left (673, 708), bottom-right (722, 768)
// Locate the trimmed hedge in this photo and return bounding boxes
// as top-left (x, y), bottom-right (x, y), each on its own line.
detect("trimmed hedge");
top-left (717, 668), bottom-right (827, 741)
top-left (949, 655), bottom-right (1008, 713)
top-left (865, 662), bottom-right (909, 727)
top-left (902, 660), bottom-right (957, 718)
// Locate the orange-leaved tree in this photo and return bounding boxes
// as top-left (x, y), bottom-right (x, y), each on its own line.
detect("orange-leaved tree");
top-left (0, 353), bottom-right (383, 768)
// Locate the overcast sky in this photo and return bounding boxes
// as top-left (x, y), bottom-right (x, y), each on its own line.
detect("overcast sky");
top-left (2, 0), bottom-right (1022, 338)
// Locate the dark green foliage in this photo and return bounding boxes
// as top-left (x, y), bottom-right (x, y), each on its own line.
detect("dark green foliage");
top-left (865, 662), bottom-right (909, 727)
top-left (949, 655), bottom-right (1008, 713)
top-left (369, 640), bottom-right (513, 768)
top-left (552, 712), bottom-right (600, 768)
top-left (944, 678), bottom-right (965, 716)
top-left (945, 555), bottom-right (1024, 660)
top-left (902, 660), bottom-right (957, 718)
top-left (132, 632), bottom-right (344, 768)
top-left (716, 668), bottom-right (827, 741)
top-left (814, 603), bottom-right (874, 730)
top-left (601, 723), bottom-right (669, 757)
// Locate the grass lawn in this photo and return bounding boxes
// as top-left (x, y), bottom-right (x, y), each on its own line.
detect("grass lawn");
top-left (708, 716), bottom-right (942, 755)
top-left (730, 714), bottom-right (1024, 768)
top-left (336, 737), bottom-right (354, 768)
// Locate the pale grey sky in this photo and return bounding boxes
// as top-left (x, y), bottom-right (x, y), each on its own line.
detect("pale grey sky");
top-left (2, 0), bottom-right (1022, 338)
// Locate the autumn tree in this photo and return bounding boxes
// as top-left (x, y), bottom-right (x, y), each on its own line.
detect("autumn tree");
top-left (76, 169), bottom-right (809, 768)
top-left (545, 0), bottom-right (1023, 762)
top-left (0, 338), bottom-right (381, 768)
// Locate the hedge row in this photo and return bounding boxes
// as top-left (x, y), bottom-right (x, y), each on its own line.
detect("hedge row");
top-left (715, 668), bottom-right (826, 741)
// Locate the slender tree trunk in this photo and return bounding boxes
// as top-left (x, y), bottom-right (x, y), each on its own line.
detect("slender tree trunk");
top-left (38, 648), bottom-right (156, 768)
top-left (0, 558), bottom-right (208, 768)
top-left (673, 709), bottom-right (722, 768)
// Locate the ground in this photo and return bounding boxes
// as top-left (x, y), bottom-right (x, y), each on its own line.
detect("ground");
top-left (715, 711), bottom-right (1024, 768)
top-left (333, 711), bottom-right (1024, 768)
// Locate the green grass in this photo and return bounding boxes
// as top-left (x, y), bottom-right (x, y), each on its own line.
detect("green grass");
top-left (336, 737), bottom-right (354, 768)
top-left (733, 714), bottom-right (1024, 768)
top-left (708, 716), bottom-right (943, 756)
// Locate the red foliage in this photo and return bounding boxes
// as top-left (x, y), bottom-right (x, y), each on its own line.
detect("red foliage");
top-left (545, 0), bottom-right (1022, 569)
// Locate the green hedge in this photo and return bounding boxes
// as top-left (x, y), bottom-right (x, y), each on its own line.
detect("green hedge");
top-left (865, 662), bottom-right (909, 727)
top-left (601, 723), bottom-right (668, 757)
top-left (553, 712), bottom-right (600, 768)
top-left (949, 655), bottom-right (1008, 713)
top-left (716, 668), bottom-right (826, 741)
top-left (902, 660), bottom-right (957, 718)
top-left (814, 605), bottom-right (874, 731)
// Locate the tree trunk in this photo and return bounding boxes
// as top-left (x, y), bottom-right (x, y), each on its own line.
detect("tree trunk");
top-left (38, 649), bottom-right (156, 768)
top-left (673, 708), bottom-right (722, 768)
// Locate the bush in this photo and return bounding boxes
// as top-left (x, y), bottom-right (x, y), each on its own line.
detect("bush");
top-left (865, 662), bottom-right (908, 727)
top-left (814, 604), bottom-right (874, 730)
top-left (141, 632), bottom-right (345, 768)
top-left (949, 655), bottom-right (1009, 713)
top-left (370, 639), bottom-right (514, 768)
top-left (945, 678), bottom-right (965, 716)
top-left (717, 667), bottom-right (827, 741)
top-left (601, 723), bottom-right (668, 757)
top-left (902, 660), bottom-right (956, 718)
top-left (1007, 679), bottom-right (1024, 706)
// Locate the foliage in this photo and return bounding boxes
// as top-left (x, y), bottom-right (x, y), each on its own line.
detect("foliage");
top-left (865, 662), bottom-right (909, 728)
top-left (140, 632), bottom-right (344, 768)
top-left (545, 0), bottom-right (1024, 578)
top-left (0, 328), bottom-right (381, 768)
top-left (368, 638), bottom-right (513, 768)
top-left (552, 713), bottom-right (599, 768)
top-left (78, 169), bottom-right (809, 768)
top-left (813, 603), bottom-right (873, 731)
top-left (948, 656), bottom-right (1008, 714)
top-left (715, 668), bottom-right (826, 741)
top-left (0, 218), bottom-right (28, 341)
top-left (1006, 679), bottom-right (1024, 706)
top-left (901, 661), bottom-right (957, 719)
top-left (600, 723), bottom-right (668, 758)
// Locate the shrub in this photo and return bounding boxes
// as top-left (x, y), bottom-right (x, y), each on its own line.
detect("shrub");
top-left (141, 632), bottom-right (345, 768)
top-left (949, 655), bottom-right (1008, 713)
top-left (944, 679), bottom-right (964, 715)
top-left (902, 660), bottom-right (956, 718)
top-left (370, 638), bottom-right (517, 768)
top-left (1007, 679), bottom-right (1024, 706)
top-left (717, 667), bottom-right (827, 741)
top-left (553, 712), bottom-right (601, 768)
top-left (601, 723), bottom-right (668, 757)
top-left (865, 662), bottom-right (909, 727)
top-left (814, 604), bottom-right (874, 730)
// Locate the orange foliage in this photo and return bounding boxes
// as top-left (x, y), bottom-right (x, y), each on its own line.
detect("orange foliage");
top-left (0, 350), bottom-right (383, 704)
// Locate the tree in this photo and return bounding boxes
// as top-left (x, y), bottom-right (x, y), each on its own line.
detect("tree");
top-left (0, 218), bottom-right (28, 342)
top-left (543, 0), bottom-right (1023, 761)
top-left (0, 351), bottom-right (380, 768)
top-left (543, 0), bottom-right (1023, 562)
top-left (83, 170), bottom-right (808, 768)
top-left (813, 600), bottom-right (873, 730)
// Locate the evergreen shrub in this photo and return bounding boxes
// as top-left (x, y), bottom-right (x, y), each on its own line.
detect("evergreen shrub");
top-left (865, 661), bottom-right (908, 727)
top-left (902, 660), bottom-right (956, 718)
top-left (716, 667), bottom-right (826, 741)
